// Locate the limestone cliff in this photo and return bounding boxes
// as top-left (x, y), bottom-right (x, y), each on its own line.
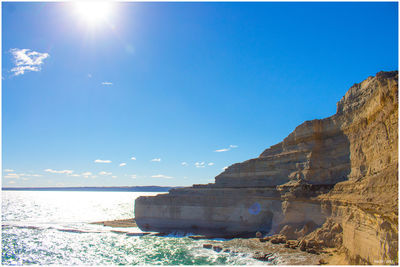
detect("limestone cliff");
top-left (135, 71), bottom-right (398, 264)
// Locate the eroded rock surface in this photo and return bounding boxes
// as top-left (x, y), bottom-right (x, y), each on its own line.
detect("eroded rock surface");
top-left (135, 71), bottom-right (398, 264)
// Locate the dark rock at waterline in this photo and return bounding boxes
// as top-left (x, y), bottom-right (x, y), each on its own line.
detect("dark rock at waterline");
top-left (126, 232), bottom-right (151, 236)
top-left (259, 238), bottom-right (267, 243)
top-left (284, 240), bottom-right (299, 249)
top-left (319, 258), bottom-right (327, 265)
top-left (212, 245), bottom-right (223, 252)
top-left (307, 248), bottom-right (318, 254)
top-left (299, 240), bottom-right (307, 251)
top-left (203, 244), bottom-right (212, 249)
top-left (151, 232), bottom-right (168, 236)
top-left (252, 252), bottom-right (274, 262)
top-left (270, 234), bottom-right (287, 244)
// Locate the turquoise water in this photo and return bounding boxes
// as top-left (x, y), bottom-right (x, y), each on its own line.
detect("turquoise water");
top-left (2, 191), bottom-right (266, 265)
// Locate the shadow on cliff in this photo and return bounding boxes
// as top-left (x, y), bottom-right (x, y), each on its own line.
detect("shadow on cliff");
top-left (272, 118), bottom-right (352, 236)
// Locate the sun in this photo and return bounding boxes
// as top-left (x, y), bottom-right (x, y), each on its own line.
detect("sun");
top-left (74, 1), bottom-right (114, 26)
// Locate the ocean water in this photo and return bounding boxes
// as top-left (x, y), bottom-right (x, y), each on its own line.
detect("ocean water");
top-left (2, 191), bottom-right (268, 265)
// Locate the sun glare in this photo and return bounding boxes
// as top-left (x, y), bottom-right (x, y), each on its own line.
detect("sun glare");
top-left (74, 1), bottom-right (113, 26)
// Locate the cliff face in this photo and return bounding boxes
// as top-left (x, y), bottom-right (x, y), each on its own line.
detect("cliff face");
top-left (317, 71), bottom-right (398, 264)
top-left (135, 71), bottom-right (398, 264)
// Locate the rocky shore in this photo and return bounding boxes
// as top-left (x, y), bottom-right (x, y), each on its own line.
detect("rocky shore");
top-left (135, 71), bottom-right (398, 265)
top-left (90, 218), bottom-right (137, 228)
top-left (200, 237), bottom-right (336, 265)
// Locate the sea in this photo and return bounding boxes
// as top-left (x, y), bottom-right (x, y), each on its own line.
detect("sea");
top-left (2, 191), bottom-right (269, 265)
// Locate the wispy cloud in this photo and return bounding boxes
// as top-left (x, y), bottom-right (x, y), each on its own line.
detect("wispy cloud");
top-left (151, 174), bottom-right (173, 179)
top-left (112, 176), bottom-right (117, 179)
top-left (181, 162), bottom-right (188, 166)
top-left (101, 82), bottom-right (113, 86)
top-left (4, 172), bottom-right (42, 179)
top-left (10, 48), bottom-right (49, 76)
top-left (3, 169), bottom-right (14, 172)
top-left (151, 158), bottom-right (161, 162)
top-left (94, 159), bottom-right (111, 163)
top-left (208, 162), bottom-right (215, 166)
top-left (29, 174), bottom-right (42, 177)
top-left (81, 172), bottom-right (92, 178)
top-left (99, 171), bottom-right (112, 176)
top-left (214, 145), bottom-right (239, 152)
top-left (3, 173), bottom-right (20, 179)
top-left (130, 174), bottom-right (137, 179)
top-left (44, 169), bottom-right (74, 174)
top-left (215, 148), bottom-right (230, 152)
top-left (88, 74), bottom-right (92, 78)
top-left (195, 162), bottom-right (205, 168)
top-left (119, 163), bottom-right (126, 167)
top-left (131, 157), bottom-right (136, 160)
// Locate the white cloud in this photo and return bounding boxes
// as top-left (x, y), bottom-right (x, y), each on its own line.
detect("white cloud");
top-left (70, 174), bottom-right (80, 177)
top-left (4, 173), bottom-right (20, 179)
top-left (130, 174), bottom-right (137, 179)
top-left (3, 169), bottom-right (14, 172)
top-left (10, 48), bottom-right (49, 76)
top-left (112, 176), bottom-right (117, 179)
top-left (208, 162), bottom-right (215, 166)
top-left (119, 163), bottom-right (126, 167)
top-left (4, 172), bottom-right (42, 179)
top-left (131, 157), bottom-right (136, 160)
top-left (94, 159), bottom-right (111, 163)
top-left (214, 145), bottom-right (238, 153)
top-left (195, 162), bottom-right (205, 168)
top-left (214, 148), bottom-right (230, 152)
top-left (44, 169), bottom-right (74, 174)
top-left (81, 172), bottom-right (93, 178)
top-left (99, 171), bottom-right (112, 176)
top-left (151, 158), bottom-right (161, 162)
top-left (181, 162), bottom-right (188, 166)
top-left (151, 174), bottom-right (173, 179)
top-left (102, 82), bottom-right (113, 86)
top-left (8, 180), bottom-right (16, 184)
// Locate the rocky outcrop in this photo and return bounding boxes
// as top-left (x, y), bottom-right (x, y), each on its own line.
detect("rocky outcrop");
top-left (135, 71), bottom-right (398, 264)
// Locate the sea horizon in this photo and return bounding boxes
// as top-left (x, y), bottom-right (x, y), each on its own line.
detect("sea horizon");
top-left (2, 185), bottom-right (179, 192)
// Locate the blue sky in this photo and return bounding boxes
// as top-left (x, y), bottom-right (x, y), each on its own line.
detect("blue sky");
top-left (2, 1), bottom-right (398, 187)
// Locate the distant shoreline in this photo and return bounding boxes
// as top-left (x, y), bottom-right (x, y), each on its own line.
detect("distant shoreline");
top-left (2, 186), bottom-right (179, 192)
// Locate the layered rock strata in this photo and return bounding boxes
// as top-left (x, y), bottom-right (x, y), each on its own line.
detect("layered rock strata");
top-left (135, 71), bottom-right (398, 264)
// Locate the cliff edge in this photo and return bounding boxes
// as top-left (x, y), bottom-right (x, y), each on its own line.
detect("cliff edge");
top-left (135, 71), bottom-right (398, 264)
